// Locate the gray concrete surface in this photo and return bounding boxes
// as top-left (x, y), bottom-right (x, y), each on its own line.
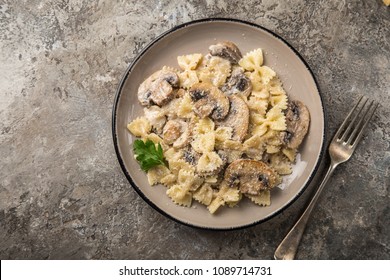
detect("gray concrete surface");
top-left (0, 0), bottom-right (389, 259)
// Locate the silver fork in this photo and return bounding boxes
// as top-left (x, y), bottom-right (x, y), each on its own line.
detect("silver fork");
top-left (274, 96), bottom-right (378, 260)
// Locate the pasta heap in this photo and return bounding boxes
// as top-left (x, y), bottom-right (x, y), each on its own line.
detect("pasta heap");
top-left (128, 41), bottom-right (310, 214)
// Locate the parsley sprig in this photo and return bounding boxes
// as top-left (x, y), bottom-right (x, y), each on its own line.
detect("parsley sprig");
top-left (133, 139), bottom-right (168, 171)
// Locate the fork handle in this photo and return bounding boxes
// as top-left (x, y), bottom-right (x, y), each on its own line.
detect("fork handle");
top-left (274, 162), bottom-right (338, 260)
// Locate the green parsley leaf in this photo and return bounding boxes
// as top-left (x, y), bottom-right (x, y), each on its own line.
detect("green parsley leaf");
top-left (133, 139), bottom-right (167, 171)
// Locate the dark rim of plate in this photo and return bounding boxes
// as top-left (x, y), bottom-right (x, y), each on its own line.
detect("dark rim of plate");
top-left (112, 18), bottom-right (327, 231)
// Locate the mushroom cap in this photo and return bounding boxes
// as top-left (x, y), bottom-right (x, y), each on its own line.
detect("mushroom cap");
top-left (162, 119), bottom-right (191, 148)
top-left (216, 95), bottom-right (249, 142)
top-left (281, 100), bottom-right (310, 149)
top-left (221, 67), bottom-right (252, 97)
top-left (183, 146), bottom-right (201, 166)
top-left (163, 119), bottom-right (183, 144)
top-left (143, 106), bottom-right (167, 134)
top-left (173, 122), bottom-right (192, 148)
top-left (209, 41), bottom-right (242, 64)
top-left (224, 159), bottom-right (279, 195)
top-left (189, 83), bottom-right (230, 120)
top-left (137, 69), bottom-right (179, 106)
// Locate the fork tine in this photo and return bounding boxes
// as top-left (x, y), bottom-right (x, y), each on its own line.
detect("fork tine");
top-left (340, 97), bottom-right (368, 141)
top-left (333, 96), bottom-right (365, 141)
top-left (349, 101), bottom-right (378, 147)
top-left (346, 99), bottom-right (374, 144)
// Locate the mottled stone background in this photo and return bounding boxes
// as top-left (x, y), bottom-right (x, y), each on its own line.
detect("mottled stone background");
top-left (0, 0), bottom-right (389, 259)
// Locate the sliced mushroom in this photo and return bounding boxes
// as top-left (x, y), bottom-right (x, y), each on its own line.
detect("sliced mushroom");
top-left (143, 106), bottom-right (167, 134)
top-left (162, 120), bottom-right (182, 144)
top-left (221, 67), bottom-right (252, 97)
top-left (183, 146), bottom-right (201, 166)
top-left (209, 41), bottom-right (242, 64)
top-left (280, 100), bottom-right (310, 149)
top-left (224, 159), bottom-right (279, 195)
top-left (173, 122), bottom-right (192, 149)
top-left (189, 83), bottom-right (230, 120)
top-left (137, 69), bottom-right (179, 106)
top-left (216, 95), bottom-right (249, 142)
top-left (162, 119), bottom-right (192, 148)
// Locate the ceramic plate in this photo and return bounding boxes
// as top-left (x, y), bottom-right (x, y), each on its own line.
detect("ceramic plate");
top-left (112, 19), bottom-right (325, 230)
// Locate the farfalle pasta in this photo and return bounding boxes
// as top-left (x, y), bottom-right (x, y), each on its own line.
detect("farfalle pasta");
top-left (177, 53), bottom-right (203, 71)
top-left (129, 41), bottom-right (310, 214)
top-left (193, 183), bottom-right (213, 206)
top-left (197, 55), bottom-right (231, 87)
